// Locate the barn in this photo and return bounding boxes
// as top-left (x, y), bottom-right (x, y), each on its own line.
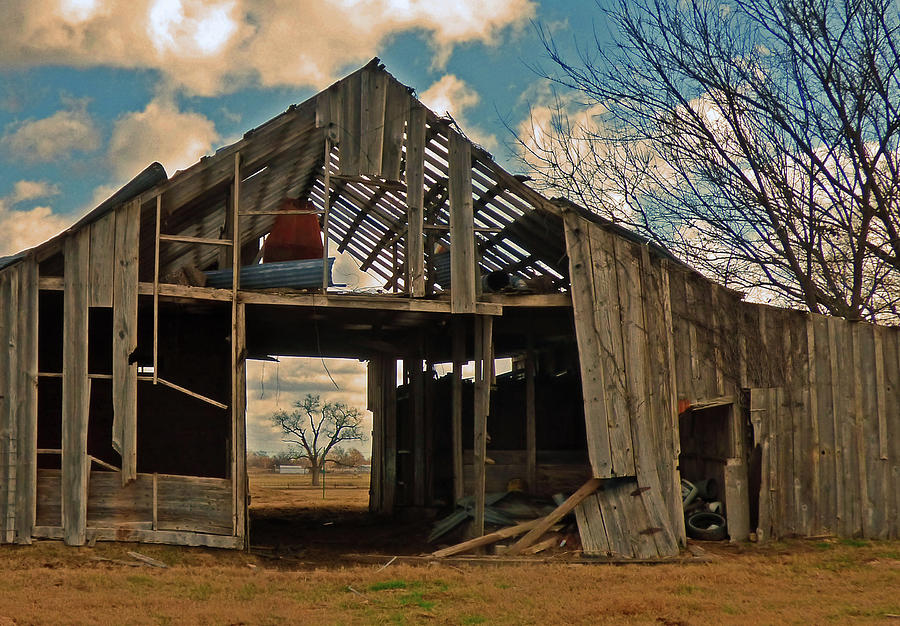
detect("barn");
top-left (0, 59), bottom-right (897, 556)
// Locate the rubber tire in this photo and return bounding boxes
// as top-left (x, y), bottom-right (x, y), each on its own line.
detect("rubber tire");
top-left (686, 511), bottom-right (728, 541)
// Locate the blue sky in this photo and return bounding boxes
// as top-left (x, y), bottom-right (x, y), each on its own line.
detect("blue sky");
top-left (0, 0), bottom-right (611, 453)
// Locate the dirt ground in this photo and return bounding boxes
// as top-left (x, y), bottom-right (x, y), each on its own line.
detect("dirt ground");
top-left (0, 471), bottom-right (898, 624)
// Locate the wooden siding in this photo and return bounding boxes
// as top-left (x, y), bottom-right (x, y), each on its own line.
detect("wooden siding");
top-left (36, 469), bottom-right (232, 536)
top-left (0, 261), bottom-right (37, 543)
top-left (564, 211), bottom-right (681, 557)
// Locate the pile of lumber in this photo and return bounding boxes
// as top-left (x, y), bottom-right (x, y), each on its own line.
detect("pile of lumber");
top-left (430, 477), bottom-right (601, 558)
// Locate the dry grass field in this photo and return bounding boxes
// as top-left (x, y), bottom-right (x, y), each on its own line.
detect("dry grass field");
top-left (0, 472), bottom-right (897, 624)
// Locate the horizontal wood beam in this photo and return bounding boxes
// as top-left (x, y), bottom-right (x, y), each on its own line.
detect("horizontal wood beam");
top-left (32, 526), bottom-right (244, 549)
top-left (158, 234), bottom-right (233, 246)
top-left (41, 277), bottom-right (507, 315)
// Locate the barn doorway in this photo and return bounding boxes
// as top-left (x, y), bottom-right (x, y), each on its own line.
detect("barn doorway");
top-left (678, 398), bottom-right (751, 542)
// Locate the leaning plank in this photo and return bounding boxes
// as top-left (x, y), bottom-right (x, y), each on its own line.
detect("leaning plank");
top-left (506, 477), bottom-right (603, 556)
top-left (63, 230), bottom-right (91, 546)
top-left (15, 258), bottom-right (38, 544)
top-left (448, 131), bottom-right (476, 314)
top-left (339, 71), bottom-right (362, 176)
top-left (562, 212), bottom-right (613, 477)
top-left (154, 377), bottom-right (228, 410)
top-left (113, 199), bottom-right (140, 485)
top-left (431, 518), bottom-right (542, 558)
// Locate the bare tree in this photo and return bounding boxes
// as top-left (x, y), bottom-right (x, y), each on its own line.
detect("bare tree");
top-left (272, 394), bottom-right (365, 485)
top-left (519, 0), bottom-right (900, 320)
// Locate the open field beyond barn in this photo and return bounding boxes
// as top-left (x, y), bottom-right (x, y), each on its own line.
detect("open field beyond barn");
top-left (0, 472), bottom-right (898, 624)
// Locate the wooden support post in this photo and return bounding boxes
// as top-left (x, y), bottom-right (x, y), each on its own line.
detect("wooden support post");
top-left (382, 358), bottom-right (397, 514)
top-left (322, 138), bottom-right (333, 292)
top-left (411, 354), bottom-right (426, 507)
top-left (525, 335), bottom-right (537, 493)
top-left (231, 152), bottom-right (247, 546)
top-left (63, 231), bottom-right (90, 546)
top-left (232, 303), bottom-right (247, 545)
top-left (367, 356), bottom-right (383, 513)
top-left (152, 473), bottom-right (158, 530)
top-left (451, 318), bottom-right (465, 505)
top-left (153, 194), bottom-right (161, 385)
top-left (473, 315), bottom-right (493, 537)
top-left (113, 199), bottom-right (140, 485)
top-left (448, 132), bottom-right (476, 314)
top-left (405, 104), bottom-right (426, 297)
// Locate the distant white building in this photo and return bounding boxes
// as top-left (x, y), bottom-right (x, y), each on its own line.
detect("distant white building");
top-left (277, 465), bottom-right (308, 474)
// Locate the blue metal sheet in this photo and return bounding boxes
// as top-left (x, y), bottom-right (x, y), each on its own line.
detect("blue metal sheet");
top-left (204, 258), bottom-right (334, 290)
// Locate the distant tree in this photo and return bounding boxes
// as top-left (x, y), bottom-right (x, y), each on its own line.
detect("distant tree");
top-left (247, 451), bottom-right (276, 471)
top-left (271, 394), bottom-right (365, 485)
top-left (330, 447), bottom-right (367, 468)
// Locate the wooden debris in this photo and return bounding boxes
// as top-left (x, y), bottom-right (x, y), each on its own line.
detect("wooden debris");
top-left (505, 478), bottom-right (603, 556)
top-left (127, 551), bottom-right (168, 568)
top-left (520, 534), bottom-right (561, 555)
top-left (431, 518), bottom-right (541, 558)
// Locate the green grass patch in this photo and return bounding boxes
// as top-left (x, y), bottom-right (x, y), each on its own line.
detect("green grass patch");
top-left (369, 580), bottom-right (409, 591)
top-left (839, 538), bottom-right (869, 548)
top-left (461, 616), bottom-right (487, 624)
top-left (674, 584), bottom-right (700, 595)
top-left (398, 591), bottom-right (435, 610)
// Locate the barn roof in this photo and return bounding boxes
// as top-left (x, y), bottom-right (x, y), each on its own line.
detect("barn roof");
top-left (6, 58), bottom-right (686, 289)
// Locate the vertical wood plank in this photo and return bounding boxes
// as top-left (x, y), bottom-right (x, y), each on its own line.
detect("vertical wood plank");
top-left (339, 72), bottom-right (361, 176)
top-left (473, 316), bottom-right (486, 537)
top-left (113, 199), bottom-right (140, 485)
top-left (592, 230), bottom-right (635, 476)
top-left (405, 104), bottom-right (427, 298)
top-left (873, 327), bottom-right (891, 538)
top-left (451, 318), bottom-right (465, 505)
top-left (5, 269), bottom-right (19, 543)
top-left (63, 230), bottom-right (90, 546)
top-left (562, 212), bottom-right (613, 477)
top-left (382, 358), bottom-right (397, 514)
top-left (232, 302), bottom-right (247, 545)
top-left (0, 270), bottom-right (14, 543)
top-left (411, 356), bottom-right (426, 507)
top-left (14, 259), bottom-right (38, 544)
top-left (805, 316), bottom-right (822, 534)
top-left (367, 356), bottom-right (382, 513)
top-left (812, 314), bottom-right (836, 534)
top-left (660, 261), bottom-right (686, 545)
top-left (826, 316), bottom-right (847, 535)
top-left (88, 213), bottom-right (115, 307)
top-left (448, 131), bottom-right (476, 314)
top-left (625, 242), bottom-right (678, 556)
top-left (750, 388), bottom-right (771, 540)
top-left (152, 195), bottom-right (161, 384)
top-left (843, 322), bottom-right (862, 536)
top-left (381, 80), bottom-right (408, 181)
top-left (359, 67), bottom-right (386, 176)
top-left (855, 323), bottom-right (880, 537)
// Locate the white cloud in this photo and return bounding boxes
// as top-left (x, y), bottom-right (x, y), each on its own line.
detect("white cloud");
top-left (421, 74), bottom-right (497, 151)
top-left (108, 95), bottom-right (219, 179)
top-left (0, 0), bottom-right (536, 95)
top-left (10, 180), bottom-right (61, 204)
top-left (420, 74), bottom-right (480, 118)
top-left (0, 186), bottom-right (71, 256)
top-left (2, 103), bottom-right (100, 162)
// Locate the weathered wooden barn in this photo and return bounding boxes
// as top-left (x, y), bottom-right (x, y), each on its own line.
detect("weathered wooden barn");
top-left (0, 60), bottom-right (897, 555)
